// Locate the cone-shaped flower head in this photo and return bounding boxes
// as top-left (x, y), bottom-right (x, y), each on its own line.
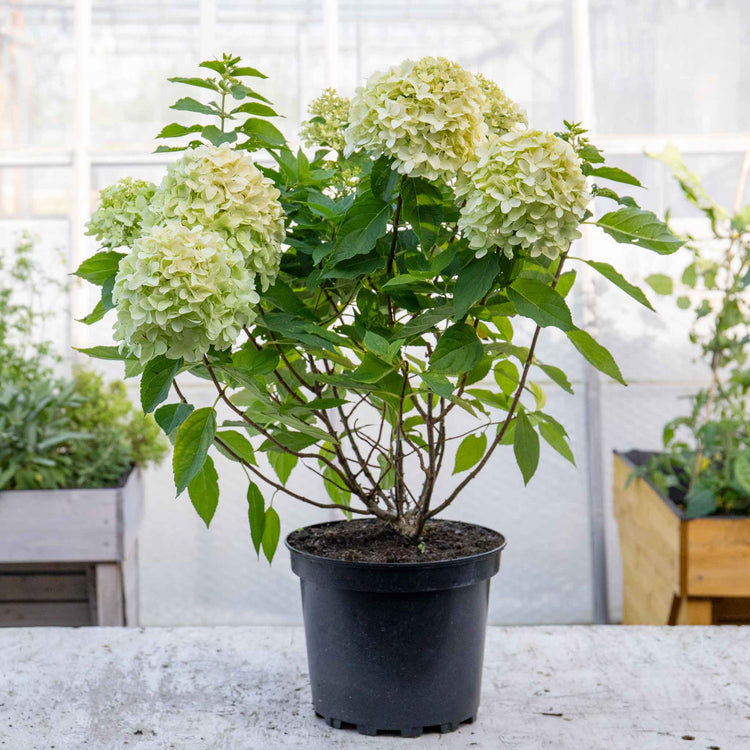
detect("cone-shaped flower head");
top-left (456, 130), bottom-right (590, 260)
top-left (300, 88), bottom-right (350, 153)
top-left (475, 73), bottom-right (527, 135)
top-left (86, 178), bottom-right (156, 250)
top-left (112, 221), bottom-right (259, 363)
top-left (345, 56), bottom-right (487, 182)
top-left (150, 143), bottom-right (285, 291)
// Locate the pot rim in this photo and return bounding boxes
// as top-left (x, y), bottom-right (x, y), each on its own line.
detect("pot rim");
top-left (284, 518), bottom-right (507, 570)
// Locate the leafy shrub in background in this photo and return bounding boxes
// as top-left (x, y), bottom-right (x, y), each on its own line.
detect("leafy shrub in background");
top-left (638, 147), bottom-right (750, 517)
top-left (0, 234), bottom-right (167, 491)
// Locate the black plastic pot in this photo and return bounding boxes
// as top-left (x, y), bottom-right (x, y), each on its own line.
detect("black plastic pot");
top-left (286, 521), bottom-right (506, 737)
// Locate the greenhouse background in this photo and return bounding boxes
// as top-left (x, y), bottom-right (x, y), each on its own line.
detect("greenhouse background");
top-left (1, 0), bottom-right (748, 626)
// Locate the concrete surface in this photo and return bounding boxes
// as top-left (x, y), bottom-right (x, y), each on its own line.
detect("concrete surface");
top-left (0, 626), bottom-right (747, 749)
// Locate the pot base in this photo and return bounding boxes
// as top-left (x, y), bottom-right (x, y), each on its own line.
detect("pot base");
top-left (318, 711), bottom-right (476, 737)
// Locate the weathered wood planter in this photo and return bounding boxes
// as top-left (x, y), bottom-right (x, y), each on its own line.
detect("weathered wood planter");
top-left (0, 468), bottom-right (143, 627)
top-left (613, 451), bottom-right (750, 625)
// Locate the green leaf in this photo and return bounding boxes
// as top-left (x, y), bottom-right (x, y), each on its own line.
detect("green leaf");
top-left (331, 191), bottom-right (391, 263)
top-left (323, 466), bottom-right (351, 513)
top-left (350, 353), bottom-right (394, 383)
top-left (232, 66), bottom-right (268, 79)
top-left (567, 330), bottom-right (626, 385)
top-left (645, 273), bottom-right (673, 296)
top-left (401, 177), bottom-right (443, 250)
top-left (247, 482), bottom-right (265, 556)
top-left (171, 97), bottom-right (217, 116)
top-left (168, 76), bottom-right (220, 92)
top-left (370, 156), bottom-right (399, 201)
top-left (538, 418), bottom-right (575, 465)
top-left (508, 278), bottom-right (574, 331)
top-left (231, 101), bottom-right (277, 117)
top-left (453, 433), bottom-right (487, 474)
top-left (686, 483), bottom-right (717, 518)
top-left (453, 254), bottom-right (500, 320)
top-left (262, 507), bottom-right (281, 563)
top-left (140, 356), bottom-right (182, 413)
top-left (154, 402), bottom-right (194, 442)
top-left (73, 251), bottom-right (124, 285)
top-left (231, 346), bottom-right (280, 375)
top-left (494, 360), bottom-right (519, 395)
top-left (596, 208), bottom-right (683, 255)
top-left (537, 363), bottom-right (573, 394)
top-left (268, 451), bottom-right (297, 485)
top-left (156, 123), bottom-right (203, 139)
top-left (173, 407), bottom-right (217, 495)
top-left (734, 451), bottom-right (750, 495)
top-left (188, 455), bottom-right (219, 527)
top-left (419, 371), bottom-right (454, 399)
top-left (398, 306), bottom-right (454, 339)
top-left (584, 260), bottom-right (655, 310)
top-left (201, 125), bottom-right (237, 146)
top-left (216, 429), bottom-right (257, 466)
top-left (676, 295), bottom-right (690, 310)
top-left (74, 345), bottom-right (132, 361)
top-left (77, 300), bottom-right (107, 325)
top-left (513, 412), bottom-right (539, 485)
top-left (198, 60), bottom-right (225, 74)
top-left (584, 165), bottom-right (642, 187)
top-left (241, 118), bottom-right (286, 146)
top-left (429, 323), bottom-right (484, 376)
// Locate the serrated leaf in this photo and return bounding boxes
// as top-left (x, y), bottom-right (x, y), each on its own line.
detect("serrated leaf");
top-left (74, 251), bottom-right (124, 285)
top-left (171, 97), bottom-right (218, 116)
top-left (419, 371), bottom-right (454, 399)
top-left (645, 273), bottom-right (673, 295)
top-left (167, 76), bottom-right (220, 91)
top-left (453, 433), bottom-right (487, 474)
top-left (401, 177), bottom-right (443, 250)
top-left (268, 451), bottom-right (298, 485)
top-left (567, 329), bottom-right (626, 385)
top-left (331, 191), bottom-right (391, 263)
top-left (584, 165), bottom-right (642, 187)
top-left (370, 156), bottom-right (399, 201)
top-left (216, 429), bottom-right (257, 466)
top-left (232, 66), bottom-right (268, 79)
top-left (247, 482), bottom-right (265, 556)
top-left (508, 278), bottom-right (574, 331)
top-left (156, 122), bottom-right (203, 139)
top-left (429, 323), bottom-right (484, 376)
top-left (201, 125), bottom-right (237, 146)
top-left (584, 260), bottom-right (655, 310)
top-left (241, 118), bottom-right (286, 146)
top-left (231, 101), bottom-right (277, 117)
top-left (188, 455), bottom-right (219, 527)
top-left (173, 407), bottom-right (217, 495)
top-left (513, 412), bottom-right (539, 485)
top-left (154, 402), bottom-right (194, 442)
top-left (537, 363), bottom-right (573, 394)
top-left (596, 207), bottom-right (683, 255)
top-left (140, 356), bottom-right (183, 413)
top-left (262, 507), bottom-right (281, 563)
top-left (453, 254), bottom-right (500, 320)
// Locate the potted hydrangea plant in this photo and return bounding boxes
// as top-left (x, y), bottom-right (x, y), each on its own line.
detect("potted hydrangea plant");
top-left (76, 54), bottom-right (679, 735)
top-left (614, 147), bottom-right (750, 626)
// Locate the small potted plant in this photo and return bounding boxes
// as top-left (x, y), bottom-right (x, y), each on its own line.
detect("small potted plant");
top-left (0, 234), bottom-right (166, 626)
top-left (614, 147), bottom-right (750, 626)
top-left (76, 54), bottom-right (678, 734)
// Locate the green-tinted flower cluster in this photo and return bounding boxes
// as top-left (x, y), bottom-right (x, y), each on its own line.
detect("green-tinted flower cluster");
top-left (150, 143), bottom-right (285, 291)
top-left (300, 88), bottom-right (350, 153)
top-left (345, 56), bottom-right (487, 182)
top-left (474, 73), bottom-right (527, 135)
top-left (86, 178), bottom-right (156, 249)
top-left (113, 221), bottom-right (259, 363)
top-left (456, 130), bottom-right (590, 260)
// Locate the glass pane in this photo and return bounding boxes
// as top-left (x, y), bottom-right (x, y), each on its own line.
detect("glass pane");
top-left (591, 0), bottom-right (750, 135)
top-left (0, 1), bottom-right (75, 150)
top-left (0, 166), bottom-right (72, 218)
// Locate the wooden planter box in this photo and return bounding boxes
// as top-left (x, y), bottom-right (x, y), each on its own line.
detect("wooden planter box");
top-left (613, 451), bottom-right (750, 625)
top-left (0, 468), bottom-right (143, 627)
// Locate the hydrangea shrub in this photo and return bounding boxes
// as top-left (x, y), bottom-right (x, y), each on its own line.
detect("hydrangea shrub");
top-left (76, 53), bottom-right (681, 553)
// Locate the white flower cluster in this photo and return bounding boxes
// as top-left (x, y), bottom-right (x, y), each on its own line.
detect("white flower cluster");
top-left (86, 178), bottom-right (156, 250)
top-left (345, 56), bottom-right (487, 182)
top-left (151, 143), bottom-right (285, 292)
top-left (112, 222), bottom-right (259, 363)
top-left (455, 130), bottom-right (590, 260)
top-left (474, 74), bottom-right (527, 135)
top-left (300, 88), bottom-right (350, 153)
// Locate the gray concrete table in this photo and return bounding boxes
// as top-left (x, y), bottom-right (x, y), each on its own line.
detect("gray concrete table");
top-left (0, 626), bottom-right (747, 749)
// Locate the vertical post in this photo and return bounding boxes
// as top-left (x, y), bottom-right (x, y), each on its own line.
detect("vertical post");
top-left (572, 0), bottom-right (609, 625)
top-left (322, 0), bottom-right (339, 89)
top-left (70, 0), bottom-right (92, 360)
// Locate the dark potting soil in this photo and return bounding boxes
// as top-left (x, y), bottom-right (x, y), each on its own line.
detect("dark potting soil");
top-left (287, 519), bottom-right (503, 563)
